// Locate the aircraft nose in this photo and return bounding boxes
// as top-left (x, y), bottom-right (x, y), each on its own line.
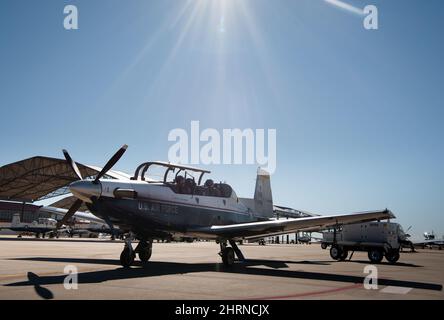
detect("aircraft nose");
top-left (69, 180), bottom-right (102, 203)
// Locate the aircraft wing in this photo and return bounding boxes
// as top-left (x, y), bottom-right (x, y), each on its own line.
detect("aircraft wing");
top-left (190, 209), bottom-right (394, 239)
top-left (413, 240), bottom-right (444, 246)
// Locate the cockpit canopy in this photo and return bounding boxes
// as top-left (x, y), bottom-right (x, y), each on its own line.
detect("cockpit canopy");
top-left (171, 176), bottom-right (233, 198)
top-left (131, 161), bottom-right (233, 198)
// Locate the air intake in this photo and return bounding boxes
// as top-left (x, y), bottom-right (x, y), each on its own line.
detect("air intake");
top-left (113, 188), bottom-right (138, 199)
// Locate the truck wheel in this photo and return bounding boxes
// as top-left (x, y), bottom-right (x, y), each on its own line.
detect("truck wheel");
top-left (330, 246), bottom-right (342, 260)
top-left (339, 250), bottom-right (349, 261)
top-left (385, 250), bottom-right (400, 264)
top-left (368, 249), bottom-right (383, 263)
top-left (321, 243), bottom-right (328, 250)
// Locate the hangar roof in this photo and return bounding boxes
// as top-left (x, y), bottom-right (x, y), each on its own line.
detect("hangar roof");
top-left (0, 201), bottom-right (41, 212)
top-left (0, 156), bottom-right (126, 203)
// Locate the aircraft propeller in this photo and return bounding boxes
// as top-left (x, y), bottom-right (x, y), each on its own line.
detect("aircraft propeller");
top-left (56, 145), bottom-right (128, 228)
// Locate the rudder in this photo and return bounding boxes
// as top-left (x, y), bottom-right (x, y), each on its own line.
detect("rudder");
top-left (254, 168), bottom-right (273, 218)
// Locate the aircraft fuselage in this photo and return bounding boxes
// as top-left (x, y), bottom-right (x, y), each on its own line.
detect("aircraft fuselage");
top-left (85, 180), bottom-right (258, 240)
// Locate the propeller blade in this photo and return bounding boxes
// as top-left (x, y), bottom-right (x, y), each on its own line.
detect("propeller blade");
top-left (56, 199), bottom-right (83, 229)
top-left (63, 149), bottom-right (83, 180)
top-left (94, 144), bottom-right (128, 183)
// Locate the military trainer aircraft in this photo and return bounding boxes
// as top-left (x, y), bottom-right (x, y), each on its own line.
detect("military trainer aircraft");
top-left (0, 213), bottom-right (62, 238)
top-left (57, 145), bottom-right (395, 267)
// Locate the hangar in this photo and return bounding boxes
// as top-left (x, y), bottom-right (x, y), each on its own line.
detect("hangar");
top-left (0, 156), bottom-right (129, 226)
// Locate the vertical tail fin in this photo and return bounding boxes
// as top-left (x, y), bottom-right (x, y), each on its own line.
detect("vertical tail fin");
top-left (254, 168), bottom-right (273, 218)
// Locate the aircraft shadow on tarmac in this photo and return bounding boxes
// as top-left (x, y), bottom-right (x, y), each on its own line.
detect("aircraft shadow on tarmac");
top-left (26, 272), bottom-right (54, 300)
top-left (4, 257), bottom-right (442, 300)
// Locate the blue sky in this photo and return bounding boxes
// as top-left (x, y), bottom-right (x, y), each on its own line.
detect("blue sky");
top-left (0, 0), bottom-right (443, 240)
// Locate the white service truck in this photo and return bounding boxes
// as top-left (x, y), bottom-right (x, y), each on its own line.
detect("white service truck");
top-left (321, 222), bottom-right (402, 264)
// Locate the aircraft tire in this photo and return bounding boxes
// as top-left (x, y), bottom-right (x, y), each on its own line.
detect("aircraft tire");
top-left (139, 248), bottom-right (152, 263)
top-left (368, 249), bottom-right (384, 264)
top-left (221, 247), bottom-right (235, 266)
top-left (329, 246), bottom-right (342, 260)
top-left (120, 247), bottom-right (135, 268)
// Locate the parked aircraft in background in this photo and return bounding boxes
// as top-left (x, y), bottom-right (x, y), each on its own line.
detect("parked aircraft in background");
top-left (414, 231), bottom-right (444, 249)
top-left (40, 205), bottom-right (122, 239)
top-left (0, 213), bottom-right (63, 238)
top-left (297, 233), bottom-right (323, 244)
top-left (0, 201), bottom-right (121, 239)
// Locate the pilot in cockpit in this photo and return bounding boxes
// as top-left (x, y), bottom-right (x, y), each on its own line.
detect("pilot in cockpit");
top-left (174, 175), bottom-right (185, 193)
top-left (174, 175), bottom-right (196, 194)
top-left (205, 179), bottom-right (221, 197)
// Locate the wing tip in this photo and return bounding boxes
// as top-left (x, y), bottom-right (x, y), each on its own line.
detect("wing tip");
top-left (385, 208), bottom-right (396, 219)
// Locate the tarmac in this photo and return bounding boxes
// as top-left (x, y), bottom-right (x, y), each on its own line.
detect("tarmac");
top-left (0, 236), bottom-right (443, 300)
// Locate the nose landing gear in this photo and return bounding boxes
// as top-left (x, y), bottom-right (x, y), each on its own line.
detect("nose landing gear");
top-left (120, 237), bottom-right (135, 268)
top-left (120, 246), bottom-right (135, 268)
top-left (119, 235), bottom-right (153, 268)
top-left (136, 240), bottom-right (153, 263)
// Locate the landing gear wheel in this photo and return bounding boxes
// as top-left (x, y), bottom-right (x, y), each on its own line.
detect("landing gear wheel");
top-left (339, 250), bottom-right (349, 261)
top-left (120, 247), bottom-right (135, 268)
top-left (221, 247), bottom-right (235, 266)
top-left (330, 246), bottom-right (342, 260)
top-left (368, 249), bottom-right (384, 263)
top-left (138, 248), bottom-right (152, 263)
top-left (385, 250), bottom-right (400, 264)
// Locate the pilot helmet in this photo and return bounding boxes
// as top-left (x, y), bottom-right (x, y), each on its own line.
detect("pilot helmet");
top-left (175, 176), bottom-right (185, 184)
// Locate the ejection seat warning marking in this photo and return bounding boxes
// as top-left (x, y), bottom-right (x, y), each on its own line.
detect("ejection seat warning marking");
top-left (138, 201), bottom-right (178, 214)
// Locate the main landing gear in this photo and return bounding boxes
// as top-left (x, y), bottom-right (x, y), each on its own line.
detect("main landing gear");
top-left (120, 236), bottom-right (153, 268)
top-left (218, 239), bottom-right (245, 266)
